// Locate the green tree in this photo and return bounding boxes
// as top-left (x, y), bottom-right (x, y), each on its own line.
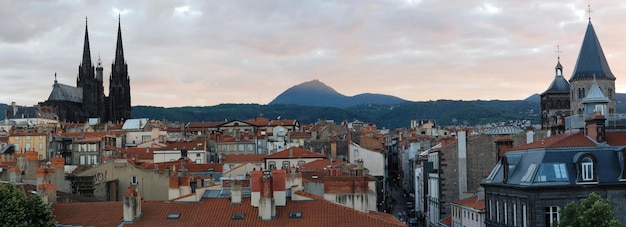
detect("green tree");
top-left (555, 192), bottom-right (621, 227)
top-left (0, 183), bottom-right (56, 227)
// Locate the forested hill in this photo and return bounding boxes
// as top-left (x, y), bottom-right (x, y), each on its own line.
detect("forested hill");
top-left (128, 99), bottom-right (539, 129)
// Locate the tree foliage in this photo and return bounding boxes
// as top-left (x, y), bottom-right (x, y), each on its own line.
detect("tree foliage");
top-left (0, 183), bottom-right (56, 227)
top-left (555, 192), bottom-right (621, 227)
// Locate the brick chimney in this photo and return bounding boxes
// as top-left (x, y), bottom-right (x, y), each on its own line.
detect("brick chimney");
top-left (250, 170), bottom-right (262, 207)
top-left (123, 185), bottom-right (142, 222)
top-left (585, 112), bottom-right (606, 143)
top-left (272, 169), bottom-right (286, 206)
top-left (258, 170), bottom-right (276, 220)
top-left (495, 135), bottom-right (514, 159)
top-left (330, 140), bottom-right (337, 160)
top-left (231, 180), bottom-right (242, 204)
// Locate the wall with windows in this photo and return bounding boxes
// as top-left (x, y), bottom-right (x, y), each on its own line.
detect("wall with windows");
top-left (264, 157), bottom-right (323, 170)
top-left (9, 133), bottom-right (48, 160)
top-left (153, 150), bottom-right (206, 163)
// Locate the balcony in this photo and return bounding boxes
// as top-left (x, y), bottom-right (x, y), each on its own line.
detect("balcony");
top-left (565, 113), bottom-right (626, 129)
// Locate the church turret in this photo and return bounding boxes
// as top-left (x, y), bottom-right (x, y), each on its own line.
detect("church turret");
top-left (96, 56), bottom-right (103, 81)
top-left (540, 48), bottom-right (571, 133)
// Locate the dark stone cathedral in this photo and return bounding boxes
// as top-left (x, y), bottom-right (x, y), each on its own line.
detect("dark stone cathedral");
top-left (41, 18), bottom-right (131, 123)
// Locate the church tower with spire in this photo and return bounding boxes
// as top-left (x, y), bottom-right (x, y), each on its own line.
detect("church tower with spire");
top-left (77, 18), bottom-right (105, 120)
top-left (107, 16), bottom-right (132, 122)
top-left (540, 51), bottom-right (571, 133)
top-left (569, 18), bottom-right (616, 115)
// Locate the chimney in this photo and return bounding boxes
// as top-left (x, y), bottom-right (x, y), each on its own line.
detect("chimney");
top-left (12, 101), bottom-right (17, 116)
top-left (123, 185), bottom-right (142, 222)
top-left (356, 159), bottom-right (364, 176)
top-left (289, 148), bottom-right (293, 158)
top-left (231, 180), bottom-right (242, 204)
top-left (272, 169), bottom-right (286, 206)
top-left (250, 170), bottom-right (262, 207)
top-left (9, 166), bottom-right (21, 183)
top-left (330, 141), bottom-right (337, 160)
top-left (258, 170), bottom-right (275, 220)
top-left (38, 180), bottom-right (57, 204)
top-left (24, 151), bottom-right (39, 181)
top-left (585, 112), bottom-right (606, 143)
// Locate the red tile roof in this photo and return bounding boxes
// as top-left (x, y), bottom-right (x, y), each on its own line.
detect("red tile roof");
top-left (266, 147), bottom-right (326, 159)
top-left (290, 131), bottom-right (311, 138)
top-left (144, 160), bottom-right (223, 173)
top-left (507, 131), bottom-right (594, 151)
top-left (165, 139), bottom-right (205, 150)
top-left (244, 117), bottom-right (270, 126)
top-left (53, 197), bottom-right (405, 227)
top-left (53, 201), bottom-right (123, 226)
top-left (606, 131), bottom-right (626, 145)
top-left (122, 147), bottom-right (158, 160)
top-left (299, 159), bottom-right (351, 170)
top-left (223, 154), bottom-right (266, 163)
top-left (440, 215), bottom-right (452, 226)
top-left (452, 195), bottom-right (485, 211)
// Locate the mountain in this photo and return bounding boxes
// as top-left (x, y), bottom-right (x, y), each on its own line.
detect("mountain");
top-left (269, 80), bottom-right (407, 108)
top-left (524, 93), bottom-right (540, 103)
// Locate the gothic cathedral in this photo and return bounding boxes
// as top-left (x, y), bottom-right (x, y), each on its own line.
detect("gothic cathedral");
top-left (42, 17), bottom-right (131, 123)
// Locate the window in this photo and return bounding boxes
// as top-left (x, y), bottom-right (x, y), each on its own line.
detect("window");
top-left (25, 136), bottom-right (31, 140)
top-left (535, 163), bottom-right (568, 182)
top-left (298, 160), bottom-right (306, 166)
top-left (521, 163), bottom-right (538, 182)
top-left (39, 142), bottom-right (43, 150)
top-left (523, 205), bottom-right (527, 227)
top-left (80, 155), bottom-right (85, 165)
top-left (229, 164), bottom-right (235, 169)
top-left (39, 135), bottom-right (43, 140)
top-left (268, 161), bottom-right (276, 170)
top-left (25, 143), bottom-right (31, 151)
top-left (544, 206), bottom-right (559, 226)
top-left (131, 176), bottom-right (138, 185)
top-left (282, 161), bottom-right (290, 169)
top-left (582, 157), bottom-right (594, 181)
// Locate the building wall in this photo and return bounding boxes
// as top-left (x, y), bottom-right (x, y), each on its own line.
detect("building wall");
top-left (264, 157), bottom-right (323, 170)
top-left (349, 143), bottom-right (384, 177)
top-left (9, 133), bottom-right (48, 160)
top-left (77, 159), bottom-right (170, 201)
top-left (437, 131), bottom-right (546, 222)
top-left (484, 184), bottom-right (626, 226)
top-left (153, 150), bottom-right (206, 163)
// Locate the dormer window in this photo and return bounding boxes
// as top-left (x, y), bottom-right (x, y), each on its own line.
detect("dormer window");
top-left (575, 153), bottom-right (597, 183)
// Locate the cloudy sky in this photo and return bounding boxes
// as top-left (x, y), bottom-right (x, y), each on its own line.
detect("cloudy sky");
top-left (2, 0), bottom-right (626, 108)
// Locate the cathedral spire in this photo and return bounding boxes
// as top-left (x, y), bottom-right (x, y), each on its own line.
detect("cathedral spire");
top-left (82, 17), bottom-right (92, 67)
top-left (114, 15), bottom-right (125, 66)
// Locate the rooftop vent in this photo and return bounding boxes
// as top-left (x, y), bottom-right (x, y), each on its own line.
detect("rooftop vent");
top-left (231, 213), bottom-right (244, 220)
top-left (167, 213), bottom-right (181, 219)
top-left (289, 211), bottom-right (302, 218)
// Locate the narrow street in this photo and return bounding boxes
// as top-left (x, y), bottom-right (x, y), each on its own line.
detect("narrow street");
top-left (387, 178), bottom-right (411, 225)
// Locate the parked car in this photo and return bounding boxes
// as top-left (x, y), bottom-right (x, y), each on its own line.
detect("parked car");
top-left (408, 218), bottom-right (418, 226)
top-left (406, 201), bottom-right (415, 209)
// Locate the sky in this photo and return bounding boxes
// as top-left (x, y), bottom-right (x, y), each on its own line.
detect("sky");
top-left (2, 0), bottom-right (626, 108)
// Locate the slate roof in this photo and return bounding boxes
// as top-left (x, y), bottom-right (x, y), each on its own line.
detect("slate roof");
top-left (544, 75), bottom-right (570, 93)
top-left (47, 81), bottom-right (83, 103)
top-left (53, 197), bottom-right (405, 227)
top-left (570, 21), bottom-right (615, 81)
top-left (4, 105), bottom-right (58, 120)
top-left (484, 125), bottom-right (524, 135)
top-left (485, 131), bottom-right (626, 187)
top-left (581, 79), bottom-right (610, 104)
top-left (122, 118), bottom-right (149, 130)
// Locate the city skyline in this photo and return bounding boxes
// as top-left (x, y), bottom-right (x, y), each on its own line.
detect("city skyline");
top-left (1, 1), bottom-right (626, 107)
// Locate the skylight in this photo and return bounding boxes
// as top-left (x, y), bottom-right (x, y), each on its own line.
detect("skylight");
top-left (167, 213), bottom-right (181, 219)
top-left (535, 163), bottom-right (568, 182)
top-left (289, 211), bottom-right (303, 219)
top-left (521, 163), bottom-right (538, 183)
top-left (231, 213), bottom-right (244, 220)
